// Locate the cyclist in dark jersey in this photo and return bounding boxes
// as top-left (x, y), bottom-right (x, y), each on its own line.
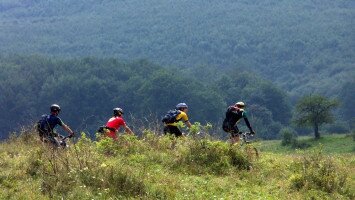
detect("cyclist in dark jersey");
top-left (38, 104), bottom-right (74, 146)
top-left (223, 102), bottom-right (255, 144)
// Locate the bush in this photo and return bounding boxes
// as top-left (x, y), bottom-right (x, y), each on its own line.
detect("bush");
top-left (280, 127), bottom-right (297, 146)
top-left (173, 139), bottom-right (253, 174)
top-left (289, 146), bottom-right (350, 195)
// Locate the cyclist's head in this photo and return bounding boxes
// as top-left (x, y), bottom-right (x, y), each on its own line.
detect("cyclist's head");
top-left (176, 103), bottom-right (188, 111)
top-left (235, 102), bottom-right (245, 108)
top-left (113, 107), bottom-right (124, 116)
top-left (50, 104), bottom-right (61, 114)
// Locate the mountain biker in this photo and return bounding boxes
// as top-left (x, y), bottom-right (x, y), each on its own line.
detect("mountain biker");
top-left (222, 102), bottom-right (255, 144)
top-left (163, 103), bottom-right (192, 137)
top-left (105, 107), bottom-right (133, 140)
top-left (38, 104), bottom-right (74, 146)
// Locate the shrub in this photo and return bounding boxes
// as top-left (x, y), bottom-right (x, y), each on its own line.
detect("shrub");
top-left (280, 127), bottom-right (297, 146)
top-left (95, 136), bottom-right (119, 156)
top-left (174, 138), bottom-right (253, 174)
top-left (289, 146), bottom-right (349, 195)
top-left (185, 139), bottom-right (231, 174)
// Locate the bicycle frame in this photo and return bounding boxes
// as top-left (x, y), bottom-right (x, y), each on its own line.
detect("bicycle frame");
top-left (239, 132), bottom-right (254, 145)
top-left (43, 135), bottom-right (70, 148)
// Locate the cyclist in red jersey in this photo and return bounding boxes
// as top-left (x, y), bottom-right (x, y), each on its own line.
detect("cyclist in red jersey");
top-left (105, 107), bottom-right (133, 140)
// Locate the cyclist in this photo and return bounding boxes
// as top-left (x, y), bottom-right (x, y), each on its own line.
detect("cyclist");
top-left (105, 107), bottom-right (133, 140)
top-left (222, 102), bottom-right (255, 144)
top-left (163, 103), bottom-right (192, 137)
top-left (37, 104), bottom-right (74, 146)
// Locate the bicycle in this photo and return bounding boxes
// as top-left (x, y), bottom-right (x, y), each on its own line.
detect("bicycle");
top-left (239, 132), bottom-right (259, 160)
top-left (42, 134), bottom-right (72, 148)
top-left (228, 131), bottom-right (259, 161)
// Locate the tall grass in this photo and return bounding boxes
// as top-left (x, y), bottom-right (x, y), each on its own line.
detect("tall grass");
top-left (0, 127), bottom-right (353, 199)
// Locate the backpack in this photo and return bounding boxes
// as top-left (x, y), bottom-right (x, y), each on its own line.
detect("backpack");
top-left (97, 125), bottom-right (106, 134)
top-left (97, 125), bottom-right (116, 134)
top-left (36, 114), bottom-right (50, 137)
top-left (222, 106), bottom-right (238, 132)
top-left (222, 118), bottom-right (231, 132)
top-left (161, 109), bottom-right (181, 124)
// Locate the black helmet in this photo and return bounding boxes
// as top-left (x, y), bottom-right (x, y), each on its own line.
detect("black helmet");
top-left (50, 104), bottom-right (61, 113)
top-left (176, 103), bottom-right (188, 110)
top-left (113, 107), bottom-right (124, 116)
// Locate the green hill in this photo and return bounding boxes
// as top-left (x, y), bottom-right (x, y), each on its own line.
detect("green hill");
top-left (0, 128), bottom-right (354, 199)
top-left (0, 0), bottom-right (354, 103)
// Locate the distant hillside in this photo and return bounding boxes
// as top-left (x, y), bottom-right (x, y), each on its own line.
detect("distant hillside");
top-left (0, 0), bottom-right (354, 99)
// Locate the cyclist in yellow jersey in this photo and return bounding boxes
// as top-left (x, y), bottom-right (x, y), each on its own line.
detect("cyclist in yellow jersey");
top-left (163, 103), bottom-right (192, 137)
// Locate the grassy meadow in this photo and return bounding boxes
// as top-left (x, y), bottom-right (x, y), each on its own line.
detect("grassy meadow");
top-left (0, 128), bottom-right (354, 200)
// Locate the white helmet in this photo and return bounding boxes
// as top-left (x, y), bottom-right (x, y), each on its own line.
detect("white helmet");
top-left (113, 107), bottom-right (124, 116)
top-left (235, 102), bottom-right (245, 108)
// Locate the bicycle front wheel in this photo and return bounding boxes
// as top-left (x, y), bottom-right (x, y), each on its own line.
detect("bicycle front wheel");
top-left (244, 144), bottom-right (259, 161)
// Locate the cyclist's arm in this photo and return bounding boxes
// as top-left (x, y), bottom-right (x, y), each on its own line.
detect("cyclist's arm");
top-left (123, 124), bottom-right (133, 135)
top-left (179, 112), bottom-right (191, 128)
top-left (243, 118), bottom-right (254, 133)
top-left (62, 124), bottom-right (74, 136)
top-left (185, 120), bottom-right (192, 128)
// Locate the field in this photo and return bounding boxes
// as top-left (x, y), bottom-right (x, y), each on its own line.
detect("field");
top-left (0, 129), bottom-right (354, 199)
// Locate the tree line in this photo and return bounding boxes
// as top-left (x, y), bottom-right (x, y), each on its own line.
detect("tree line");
top-left (0, 55), bottom-right (295, 139)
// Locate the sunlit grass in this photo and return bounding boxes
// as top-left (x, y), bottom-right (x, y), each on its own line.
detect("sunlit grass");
top-left (260, 134), bottom-right (354, 154)
top-left (0, 129), bottom-right (354, 199)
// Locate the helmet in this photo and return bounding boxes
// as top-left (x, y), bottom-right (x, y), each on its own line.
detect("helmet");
top-left (176, 103), bottom-right (188, 110)
top-left (235, 102), bottom-right (245, 108)
top-left (50, 104), bottom-right (61, 113)
top-left (113, 107), bottom-right (124, 116)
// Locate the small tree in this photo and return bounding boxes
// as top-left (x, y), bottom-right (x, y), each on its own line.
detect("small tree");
top-left (293, 94), bottom-right (339, 139)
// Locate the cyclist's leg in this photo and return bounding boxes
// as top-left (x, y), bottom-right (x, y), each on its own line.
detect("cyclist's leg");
top-left (164, 125), bottom-right (182, 137)
top-left (230, 126), bottom-right (240, 144)
top-left (46, 135), bottom-right (60, 147)
top-left (171, 126), bottom-right (183, 137)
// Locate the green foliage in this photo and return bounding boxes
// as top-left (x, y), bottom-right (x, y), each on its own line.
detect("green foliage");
top-left (1, 128), bottom-right (354, 199)
top-left (289, 147), bottom-right (351, 196)
top-left (0, 55), bottom-right (290, 140)
top-left (278, 126), bottom-right (311, 149)
top-left (0, 1), bottom-right (353, 119)
top-left (324, 121), bottom-right (350, 134)
top-left (260, 134), bottom-right (353, 154)
top-left (170, 137), bottom-right (256, 175)
top-left (338, 80), bottom-right (355, 121)
top-left (188, 122), bottom-right (213, 138)
top-left (95, 135), bottom-right (119, 156)
top-left (294, 94), bottom-right (339, 139)
top-left (280, 127), bottom-right (298, 146)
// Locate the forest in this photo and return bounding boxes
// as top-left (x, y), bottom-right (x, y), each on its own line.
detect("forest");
top-left (0, 1), bottom-right (353, 98)
top-left (0, 55), bottom-right (292, 139)
top-left (0, 0), bottom-right (354, 138)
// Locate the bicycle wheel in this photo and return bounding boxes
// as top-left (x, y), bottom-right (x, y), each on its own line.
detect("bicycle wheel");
top-left (243, 144), bottom-right (259, 161)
